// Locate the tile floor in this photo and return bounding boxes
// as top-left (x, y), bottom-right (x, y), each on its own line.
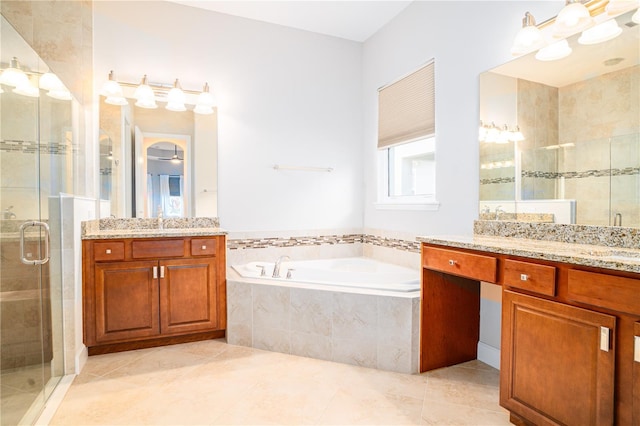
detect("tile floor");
top-left (2, 363), bottom-right (57, 426)
top-left (49, 339), bottom-right (510, 425)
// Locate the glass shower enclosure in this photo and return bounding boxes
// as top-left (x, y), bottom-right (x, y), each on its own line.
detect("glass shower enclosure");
top-left (1, 14), bottom-right (72, 425)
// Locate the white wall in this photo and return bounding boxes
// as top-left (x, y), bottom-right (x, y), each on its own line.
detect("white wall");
top-left (93, 1), bottom-right (363, 232)
top-left (362, 1), bottom-right (563, 237)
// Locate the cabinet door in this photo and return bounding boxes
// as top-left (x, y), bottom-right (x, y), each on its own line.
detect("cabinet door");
top-left (634, 322), bottom-right (640, 425)
top-left (501, 290), bottom-right (616, 426)
top-left (94, 260), bottom-right (160, 343)
top-left (159, 257), bottom-right (218, 335)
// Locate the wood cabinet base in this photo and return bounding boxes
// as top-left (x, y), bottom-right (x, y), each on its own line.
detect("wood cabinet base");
top-left (87, 330), bottom-right (225, 355)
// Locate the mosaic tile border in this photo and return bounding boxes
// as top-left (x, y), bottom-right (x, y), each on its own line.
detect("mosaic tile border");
top-left (481, 167), bottom-right (640, 185)
top-left (474, 220), bottom-right (640, 249)
top-left (227, 234), bottom-right (421, 253)
top-left (0, 140), bottom-right (77, 155)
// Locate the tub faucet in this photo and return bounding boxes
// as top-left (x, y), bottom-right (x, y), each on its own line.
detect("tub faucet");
top-left (614, 212), bottom-right (622, 227)
top-left (272, 255), bottom-right (290, 278)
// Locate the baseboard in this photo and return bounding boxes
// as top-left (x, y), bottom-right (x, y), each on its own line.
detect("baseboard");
top-left (477, 341), bottom-right (500, 370)
top-left (75, 345), bottom-right (88, 374)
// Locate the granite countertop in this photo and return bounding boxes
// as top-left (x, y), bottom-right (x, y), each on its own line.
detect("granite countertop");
top-left (82, 227), bottom-right (227, 240)
top-left (417, 234), bottom-right (640, 274)
top-left (81, 217), bottom-right (226, 240)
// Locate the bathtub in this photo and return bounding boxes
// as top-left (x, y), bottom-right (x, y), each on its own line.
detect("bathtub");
top-left (227, 257), bottom-right (421, 374)
top-left (231, 257), bottom-right (420, 293)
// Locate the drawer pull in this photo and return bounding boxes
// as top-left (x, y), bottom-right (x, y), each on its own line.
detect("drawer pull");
top-left (520, 274), bottom-right (528, 281)
top-left (635, 336), bottom-right (640, 363)
top-left (153, 266), bottom-right (158, 279)
top-left (106, 249), bottom-right (112, 254)
top-left (160, 266), bottom-right (165, 278)
top-left (448, 259), bottom-right (456, 266)
top-left (600, 326), bottom-right (610, 352)
top-left (201, 245), bottom-right (207, 250)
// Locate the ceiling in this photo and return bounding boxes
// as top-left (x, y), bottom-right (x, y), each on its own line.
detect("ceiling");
top-left (165, 0), bottom-right (412, 42)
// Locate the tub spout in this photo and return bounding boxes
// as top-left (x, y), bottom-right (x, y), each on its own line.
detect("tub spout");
top-left (272, 255), bottom-right (290, 278)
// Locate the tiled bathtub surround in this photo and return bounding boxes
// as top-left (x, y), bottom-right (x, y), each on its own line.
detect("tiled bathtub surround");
top-left (227, 278), bottom-right (420, 374)
top-left (226, 229), bottom-right (422, 271)
top-left (474, 220), bottom-right (640, 249)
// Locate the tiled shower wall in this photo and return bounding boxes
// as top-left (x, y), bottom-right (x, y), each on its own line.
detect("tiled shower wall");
top-left (482, 66), bottom-right (639, 226)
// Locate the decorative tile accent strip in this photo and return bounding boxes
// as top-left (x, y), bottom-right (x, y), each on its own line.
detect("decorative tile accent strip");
top-left (0, 139), bottom-right (77, 155)
top-left (227, 234), bottom-right (421, 253)
top-left (363, 234), bottom-right (421, 253)
top-left (474, 220), bottom-right (640, 249)
top-left (480, 177), bottom-right (516, 185)
top-left (481, 167), bottom-right (640, 185)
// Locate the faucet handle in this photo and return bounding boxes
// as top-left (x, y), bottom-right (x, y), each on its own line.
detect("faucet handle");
top-left (286, 268), bottom-right (294, 279)
top-left (257, 265), bottom-right (266, 277)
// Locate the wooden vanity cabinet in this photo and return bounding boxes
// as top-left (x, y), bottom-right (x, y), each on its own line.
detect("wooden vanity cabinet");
top-left (83, 236), bottom-right (226, 354)
top-left (420, 242), bottom-right (640, 425)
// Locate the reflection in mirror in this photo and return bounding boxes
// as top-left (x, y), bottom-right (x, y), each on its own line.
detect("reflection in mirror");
top-left (99, 94), bottom-right (217, 218)
top-left (479, 8), bottom-right (639, 227)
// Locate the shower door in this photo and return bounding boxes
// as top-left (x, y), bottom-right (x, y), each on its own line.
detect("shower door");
top-left (1, 15), bottom-right (67, 425)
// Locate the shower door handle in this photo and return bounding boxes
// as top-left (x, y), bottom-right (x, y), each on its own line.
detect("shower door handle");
top-left (20, 221), bottom-right (50, 265)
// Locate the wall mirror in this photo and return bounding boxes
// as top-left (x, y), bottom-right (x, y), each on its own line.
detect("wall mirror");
top-left (479, 8), bottom-right (639, 227)
top-left (99, 90), bottom-right (218, 218)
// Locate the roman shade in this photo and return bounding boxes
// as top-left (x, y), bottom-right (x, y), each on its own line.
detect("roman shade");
top-left (377, 60), bottom-right (435, 149)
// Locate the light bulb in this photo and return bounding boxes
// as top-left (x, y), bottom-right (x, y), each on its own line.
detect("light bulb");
top-left (0, 57), bottom-right (29, 88)
top-left (578, 19), bottom-right (622, 45)
top-left (535, 39), bottom-right (572, 61)
top-left (511, 12), bottom-right (546, 56)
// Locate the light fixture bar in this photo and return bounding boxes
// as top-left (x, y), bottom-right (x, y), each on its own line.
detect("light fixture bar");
top-left (115, 80), bottom-right (205, 96)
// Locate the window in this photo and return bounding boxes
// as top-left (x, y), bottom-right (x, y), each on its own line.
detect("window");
top-left (376, 60), bottom-right (438, 210)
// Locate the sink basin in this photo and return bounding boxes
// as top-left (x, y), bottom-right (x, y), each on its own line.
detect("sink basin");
top-left (580, 249), bottom-right (640, 262)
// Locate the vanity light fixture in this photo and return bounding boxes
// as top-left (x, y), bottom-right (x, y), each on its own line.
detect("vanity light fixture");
top-left (39, 72), bottom-right (72, 100)
top-left (194, 83), bottom-right (216, 115)
top-left (553, 0), bottom-right (594, 38)
top-left (496, 125), bottom-right (511, 144)
top-left (13, 80), bottom-right (40, 98)
top-left (134, 75), bottom-right (158, 109)
top-left (166, 79), bottom-right (186, 112)
top-left (578, 18), bottom-right (623, 44)
top-left (511, 12), bottom-right (546, 56)
top-left (606, 0), bottom-right (640, 15)
top-left (102, 72), bottom-right (217, 114)
top-left (510, 126), bottom-right (525, 142)
top-left (0, 57), bottom-right (29, 88)
top-left (535, 39), bottom-right (573, 61)
top-left (100, 71), bottom-right (127, 106)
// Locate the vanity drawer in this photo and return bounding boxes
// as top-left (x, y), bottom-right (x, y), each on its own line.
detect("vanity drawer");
top-left (191, 238), bottom-right (217, 256)
top-left (568, 269), bottom-right (640, 315)
top-left (423, 246), bottom-right (497, 283)
top-left (132, 239), bottom-right (185, 259)
top-left (503, 259), bottom-right (556, 296)
top-left (93, 242), bottom-right (125, 262)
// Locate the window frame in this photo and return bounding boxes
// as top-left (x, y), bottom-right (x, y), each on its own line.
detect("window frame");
top-left (375, 136), bottom-right (439, 211)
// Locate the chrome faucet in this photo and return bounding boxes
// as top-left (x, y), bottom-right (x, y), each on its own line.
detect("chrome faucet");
top-left (481, 205), bottom-right (490, 214)
top-left (272, 255), bottom-right (290, 278)
top-left (614, 212), bottom-right (622, 227)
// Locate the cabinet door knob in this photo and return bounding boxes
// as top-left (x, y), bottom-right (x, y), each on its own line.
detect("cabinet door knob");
top-left (201, 245), bottom-right (207, 250)
top-left (448, 259), bottom-right (456, 266)
top-left (634, 336), bottom-right (640, 363)
top-left (106, 249), bottom-right (111, 254)
top-left (520, 274), bottom-right (528, 281)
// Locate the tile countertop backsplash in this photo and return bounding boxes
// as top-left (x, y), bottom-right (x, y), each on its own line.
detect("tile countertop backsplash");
top-left (81, 217), bottom-right (226, 240)
top-left (417, 220), bottom-right (640, 274)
